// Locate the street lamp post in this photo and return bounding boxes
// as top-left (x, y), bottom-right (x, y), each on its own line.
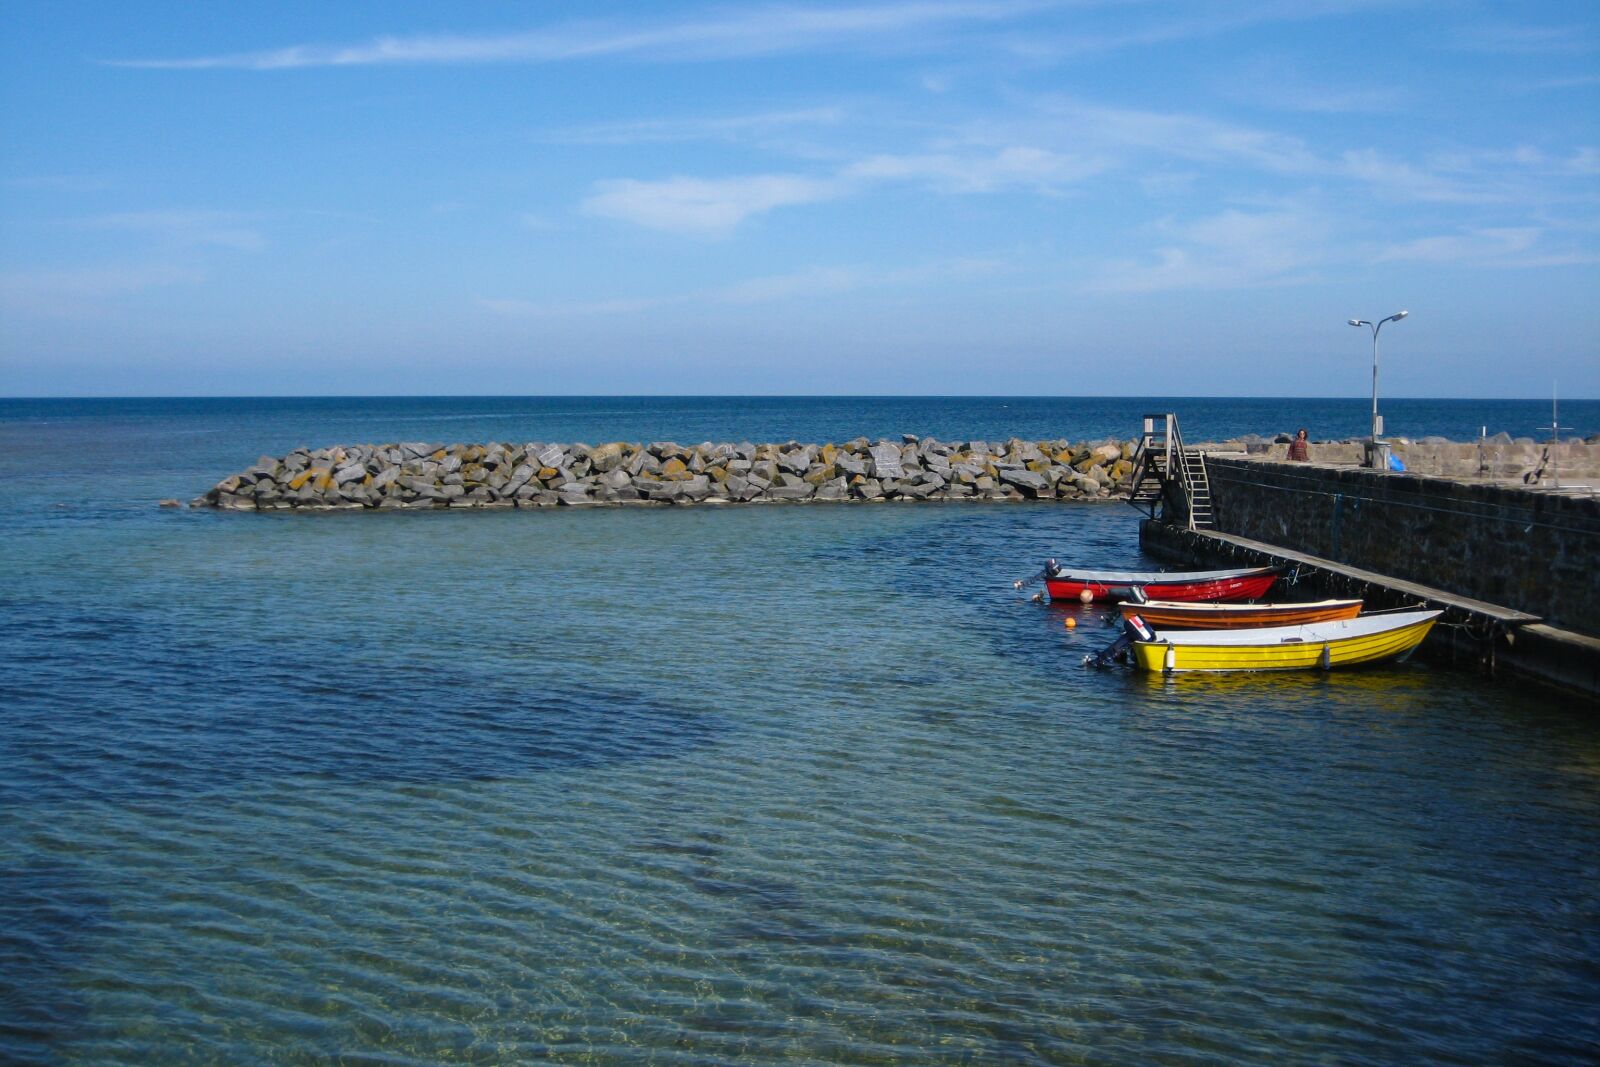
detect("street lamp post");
top-left (1347, 310), bottom-right (1408, 467)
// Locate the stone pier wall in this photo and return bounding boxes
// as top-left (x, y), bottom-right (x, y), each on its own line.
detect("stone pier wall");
top-left (197, 436), bottom-right (1138, 511)
top-left (1202, 457), bottom-right (1600, 634)
top-left (1219, 435), bottom-right (1600, 480)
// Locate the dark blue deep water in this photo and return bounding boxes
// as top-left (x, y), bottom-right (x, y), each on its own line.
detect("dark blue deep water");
top-left (2, 396), bottom-right (1598, 1065)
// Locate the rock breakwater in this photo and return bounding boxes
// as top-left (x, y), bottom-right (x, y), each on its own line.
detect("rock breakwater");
top-left (197, 436), bottom-right (1137, 510)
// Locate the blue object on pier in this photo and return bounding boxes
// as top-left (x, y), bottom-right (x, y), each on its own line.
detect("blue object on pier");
top-left (1388, 453), bottom-right (1406, 471)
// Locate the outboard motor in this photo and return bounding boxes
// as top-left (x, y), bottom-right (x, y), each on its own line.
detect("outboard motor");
top-left (1086, 613), bottom-right (1156, 669)
top-left (1013, 557), bottom-right (1060, 592)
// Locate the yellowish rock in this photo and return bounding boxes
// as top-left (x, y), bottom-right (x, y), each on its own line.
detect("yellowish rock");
top-left (661, 457), bottom-right (688, 476)
top-left (289, 468), bottom-right (326, 490)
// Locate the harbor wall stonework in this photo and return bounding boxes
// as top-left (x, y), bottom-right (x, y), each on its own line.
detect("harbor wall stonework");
top-left (1222, 436), bottom-right (1600, 479)
top-left (194, 436), bottom-right (1138, 511)
top-left (1202, 457), bottom-right (1600, 635)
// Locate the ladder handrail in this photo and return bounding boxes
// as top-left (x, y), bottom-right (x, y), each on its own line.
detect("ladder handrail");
top-left (1129, 413), bottom-right (1214, 530)
top-left (1162, 413), bottom-right (1212, 531)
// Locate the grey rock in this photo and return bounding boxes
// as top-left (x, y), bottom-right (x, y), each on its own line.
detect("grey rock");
top-left (997, 467), bottom-right (1048, 492)
top-left (503, 464), bottom-right (535, 495)
top-left (642, 480), bottom-right (683, 501)
top-left (868, 443), bottom-right (904, 479)
top-left (770, 481), bottom-right (815, 500)
top-left (777, 447), bottom-right (815, 474)
top-left (589, 443), bottom-right (627, 473)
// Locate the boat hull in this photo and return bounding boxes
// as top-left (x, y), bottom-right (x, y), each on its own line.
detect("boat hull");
top-left (1046, 571), bottom-right (1278, 604)
top-left (1131, 613), bottom-right (1440, 673)
top-left (1118, 598), bottom-right (1363, 629)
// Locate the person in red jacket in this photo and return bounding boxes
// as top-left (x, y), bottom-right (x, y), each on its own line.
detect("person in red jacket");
top-left (1287, 428), bottom-right (1310, 461)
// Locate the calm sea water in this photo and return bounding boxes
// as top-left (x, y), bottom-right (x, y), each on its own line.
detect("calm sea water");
top-left (3, 397), bottom-right (1598, 1065)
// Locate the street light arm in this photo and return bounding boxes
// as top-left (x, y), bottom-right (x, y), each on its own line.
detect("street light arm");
top-left (1348, 310), bottom-right (1406, 463)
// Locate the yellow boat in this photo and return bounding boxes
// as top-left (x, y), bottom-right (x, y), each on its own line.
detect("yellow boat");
top-left (1129, 609), bottom-right (1442, 673)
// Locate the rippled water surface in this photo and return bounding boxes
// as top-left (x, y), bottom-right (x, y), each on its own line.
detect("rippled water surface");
top-left (2, 398), bottom-right (1598, 1065)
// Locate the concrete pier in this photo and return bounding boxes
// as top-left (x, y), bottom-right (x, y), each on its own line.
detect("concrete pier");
top-left (1137, 440), bottom-right (1600, 699)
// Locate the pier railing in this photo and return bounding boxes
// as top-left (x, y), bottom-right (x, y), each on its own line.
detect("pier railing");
top-left (1129, 413), bottom-right (1215, 530)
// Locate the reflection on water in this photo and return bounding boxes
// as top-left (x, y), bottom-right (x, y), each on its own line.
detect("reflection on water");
top-left (2, 411), bottom-right (1599, 1064)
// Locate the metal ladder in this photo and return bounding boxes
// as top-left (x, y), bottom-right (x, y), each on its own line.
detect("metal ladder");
top-left (1128, 413), bottom-right (1215, 530)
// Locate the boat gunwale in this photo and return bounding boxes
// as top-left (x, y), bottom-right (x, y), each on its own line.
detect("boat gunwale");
top-left (1119, 597), bottom-right (1362, 615)
top-left (1046, 564), bottom-right (1278, 584)
top-left (1133, 609), bottom-right (1443, 648)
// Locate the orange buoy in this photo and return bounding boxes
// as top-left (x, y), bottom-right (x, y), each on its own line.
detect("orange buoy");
top-left (1065, 617), bottom-right (1077, 629)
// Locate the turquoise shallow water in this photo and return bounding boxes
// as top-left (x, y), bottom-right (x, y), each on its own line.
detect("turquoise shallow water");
top-left (3, 398), bottom-right (1599, 1065)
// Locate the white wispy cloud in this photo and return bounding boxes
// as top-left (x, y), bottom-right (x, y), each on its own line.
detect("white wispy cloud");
top-left (74, 209), bottom-right (266, 251)
top-left (0, 264), bottom-right (204, 317)
top-left (1375, 227), bottom-right (1541, 263)
top-left (1020, 96), bottom-right (1589, 207)
top-left (107, 2), bottom-right (1054, 70)
top-left (1091, 206), bottom-right (1329, 292)
top-left (1003, 0), bottom-right (1399, 62)
top-left (1371, 226), bottom-right (1597, 268)
top-left (581, 174), bottom-right (842, 235)
top-left (1218, 57), bottom-right (1405, 114)
top-left (475, 256), bottom-right (1001, 315)
top-left (1032, 97), bottom-right (1320, 174)
top-left (845, 146), bottom-right (1108, 192)
top-left (1335, 150), bottom-right (1504, 205)
top-left (1446, 20), bottom-right (1598, 55)
top-left (582, 142), bottom-right (1110, 235)
top-left (545, 107), bottom-right (847, 146)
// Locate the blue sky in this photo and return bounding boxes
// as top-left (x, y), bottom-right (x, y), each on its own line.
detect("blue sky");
top-left (2, 1), bottom-right (1596, 397)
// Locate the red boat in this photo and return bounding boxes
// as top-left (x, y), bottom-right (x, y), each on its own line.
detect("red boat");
top-left (1038, 561), bottom-right (1279, 603)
